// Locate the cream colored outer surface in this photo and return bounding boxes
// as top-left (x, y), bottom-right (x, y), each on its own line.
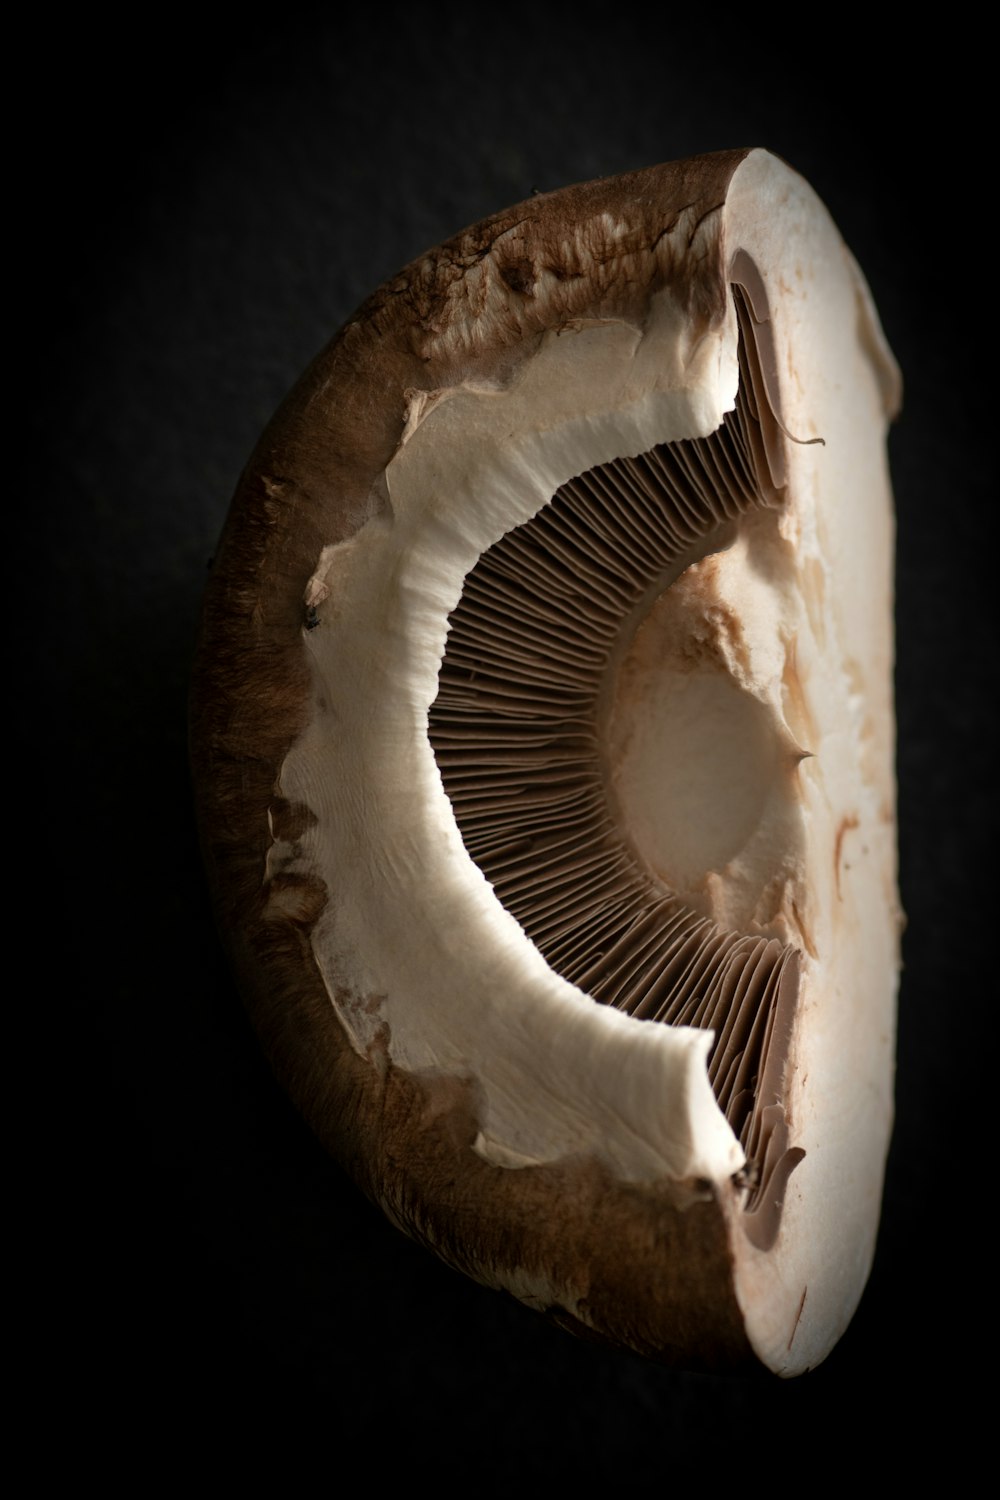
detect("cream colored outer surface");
top-left (715, 153), bottom-right (899, 1373)
top-left (270, 151), bottom-right (899, 1375)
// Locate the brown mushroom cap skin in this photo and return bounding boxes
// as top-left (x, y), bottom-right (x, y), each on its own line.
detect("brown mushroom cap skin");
top-left (191, 147), bottom-right (897, 1375)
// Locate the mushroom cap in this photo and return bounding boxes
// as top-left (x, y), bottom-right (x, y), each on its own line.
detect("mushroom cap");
top-left (191, 148), bottom-right (900, 1375)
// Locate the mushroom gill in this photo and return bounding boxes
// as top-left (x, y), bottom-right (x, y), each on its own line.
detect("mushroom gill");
top-left (428, 286), bottom-right (803, 1246)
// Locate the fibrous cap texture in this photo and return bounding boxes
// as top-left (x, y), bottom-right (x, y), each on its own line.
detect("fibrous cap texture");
top-left (192, 148), bottom-right (901, 1376)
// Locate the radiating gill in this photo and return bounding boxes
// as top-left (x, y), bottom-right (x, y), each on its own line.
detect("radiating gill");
top-left (427, 288), bottom-right (805, 1242)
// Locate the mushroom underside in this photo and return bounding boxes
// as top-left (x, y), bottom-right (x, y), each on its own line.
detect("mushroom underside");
top-left (193, 147), bottom-right (900, 1375)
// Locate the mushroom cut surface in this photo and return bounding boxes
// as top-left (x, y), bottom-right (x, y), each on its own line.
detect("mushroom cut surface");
top-left (192, 149), bottom-right (901, 1376)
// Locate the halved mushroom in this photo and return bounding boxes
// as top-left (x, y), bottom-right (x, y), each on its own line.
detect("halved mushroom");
top-left (191, 147), bottom-right (901, 1375)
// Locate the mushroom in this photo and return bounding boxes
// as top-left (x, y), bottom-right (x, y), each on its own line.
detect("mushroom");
top-left (191, 147), bottom-right (901, 1375)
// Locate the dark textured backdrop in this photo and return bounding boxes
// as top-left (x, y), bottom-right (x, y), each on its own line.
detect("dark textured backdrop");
top-left (37, 12), bottom-right (989, 1474)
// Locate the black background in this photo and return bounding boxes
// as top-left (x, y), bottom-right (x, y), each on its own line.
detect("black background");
top-left (36, 11), bottom-right (989, 1476)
